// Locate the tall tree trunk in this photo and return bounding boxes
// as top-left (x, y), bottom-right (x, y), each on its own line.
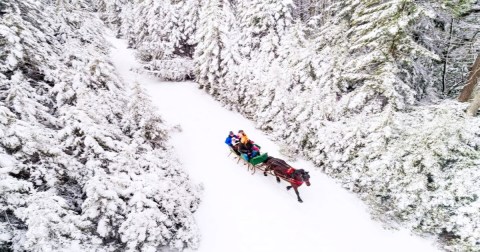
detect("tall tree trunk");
top-left (442, 18), bottom-right (454, 94)
top-left (458, 53), bottom-right (480, 102)
top-left (466, 91), bottom-right (480, 116)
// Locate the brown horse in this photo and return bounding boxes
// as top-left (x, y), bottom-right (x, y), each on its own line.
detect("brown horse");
top-left (264, 157), bottom-right (311, 203)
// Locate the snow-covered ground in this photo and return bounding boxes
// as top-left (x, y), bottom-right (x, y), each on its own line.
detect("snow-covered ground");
top-left (106, 34), bottom-right (440, 252)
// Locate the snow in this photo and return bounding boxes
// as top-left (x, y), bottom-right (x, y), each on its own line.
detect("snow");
top-left (105, 34), bottom-right (440, 252)
top-left (0, 154), bottom-right (15, 169)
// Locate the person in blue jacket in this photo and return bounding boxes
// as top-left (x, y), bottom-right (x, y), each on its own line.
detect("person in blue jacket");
top-left (225, 131), bottom-right (239, 147)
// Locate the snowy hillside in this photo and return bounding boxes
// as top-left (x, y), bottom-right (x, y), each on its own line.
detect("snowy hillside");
top-left (1, 0), bottom-right (480, 251)
top-left (94, 0), bottom-right (480, 250)
top-left (107, 35), bottom-right (439, 252)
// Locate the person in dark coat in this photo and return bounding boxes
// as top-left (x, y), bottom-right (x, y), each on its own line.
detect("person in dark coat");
top-left (238, 142), bottom-right (251, 161)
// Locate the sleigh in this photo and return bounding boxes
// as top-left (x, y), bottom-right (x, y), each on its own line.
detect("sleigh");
top-left (228, 146), bottom-right (269, 174)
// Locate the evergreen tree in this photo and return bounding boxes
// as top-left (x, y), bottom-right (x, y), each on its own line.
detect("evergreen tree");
top-left (237, 0), bottom-right (293, 60)
top-left (178, 0), bottom-right (202, 58)
top-left (194, 0), bottom-right (234, 95)
top-left (122, 82), bottom-right (168, 149)
top-left (17, 190), bottom-right (99, 251)
top-left (342, 0), bottom-right (440, 112)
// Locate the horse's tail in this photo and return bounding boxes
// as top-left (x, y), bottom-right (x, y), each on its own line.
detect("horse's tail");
top-left (264, 156), bottom-right (273, 169)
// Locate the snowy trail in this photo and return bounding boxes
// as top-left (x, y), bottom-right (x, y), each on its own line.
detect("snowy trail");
top-left (106, 35), bottom-right (440, 252)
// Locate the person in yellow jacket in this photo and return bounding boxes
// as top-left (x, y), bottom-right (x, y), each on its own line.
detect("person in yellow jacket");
top-left (238, 130), bottom-right (249, 144)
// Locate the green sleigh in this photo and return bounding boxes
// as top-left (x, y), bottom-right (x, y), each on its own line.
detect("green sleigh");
top-left (228, 144), bottom-right (269, 174)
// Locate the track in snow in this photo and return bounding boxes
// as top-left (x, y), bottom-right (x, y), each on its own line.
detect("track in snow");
top-left (105, 34), bottom-right (440, 252)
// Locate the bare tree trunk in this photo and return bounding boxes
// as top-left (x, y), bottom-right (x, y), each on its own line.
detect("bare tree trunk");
top-left (466, 91), bottom-right (480, 116)
top-left (458, 53), bottom-right (480, 102)
top-left (442, 18), bottom-right (454, 94)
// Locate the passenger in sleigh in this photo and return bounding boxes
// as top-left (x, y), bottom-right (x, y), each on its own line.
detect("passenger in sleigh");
top-left (238, 130), bottom-right (249, 144)
top-left (250, 140), bottom-right (260, 157)
top-left (225, 131), bottom-right (239, 147)
top-left (238, 139), bottom-right (260, 161)
top-left (225, 131), bottom-right (240, 154)
top-left (238, 141), bottom-right (249, 161)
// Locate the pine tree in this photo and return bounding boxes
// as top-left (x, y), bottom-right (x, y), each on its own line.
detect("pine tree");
top-left (177, 0), bottom-right (201, 58)
top-left (343, 0), bottom-right (440, 112)
top-left (17, 190), bottom-right (99, 251)
top-left (93, 0), bottom-right (127, 28)
top-left (122, 82), bottom-right (167, 149)
top-left (237, 0), bottom-right (293, 60)
top-left (194, 0), bottom-right (233, 95)
top-left (227, 0), bottom-right (294, 116)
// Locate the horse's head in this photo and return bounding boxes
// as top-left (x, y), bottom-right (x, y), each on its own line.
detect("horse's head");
top-left (301, 170), bottom-right (311, 186)
top-left (292, 169), bottom-right (311, 186)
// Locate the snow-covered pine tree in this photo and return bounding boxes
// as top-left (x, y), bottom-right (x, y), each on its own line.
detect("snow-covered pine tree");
top-left (341, 0), bottom-right (440, 113)
top-left (292, 0), bottom-right (311, 21)
top-left (17, 190), bottom-right (100, 251)
top-left (142, 1), bottom-right (181, 60)
top-left (117, 1), bottom-right (136, 47)
top-left (141, 1), bottom-right (195, 80)
top-left (255, 22), bottom-right (319, 155)
top-left (216, 1), bottom-right (243, 106)
top-left (237, 0), bottom-right (294, 60)
top-left (93, 0), bottom-right (127, 28)
top-left (177, 0), bottom-right (201, 58)
top-left (115, 154), bottom-right (200, 251)
top-left (122, 81), bottom-right (168, 151)
top-left (0, 2), bottom-right (93, 251)
top-left (117, 82), bottom-right (200, 251)
top-left (194, 0), bottom-right (234, 95)
top-left (228, 0), bottom-right (294, 117)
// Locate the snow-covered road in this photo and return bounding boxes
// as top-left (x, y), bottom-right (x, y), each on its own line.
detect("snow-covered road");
top-left (106, 35), bottom-right (440, 252)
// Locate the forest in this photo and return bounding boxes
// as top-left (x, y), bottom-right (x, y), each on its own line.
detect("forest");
top-left (1, 0), bottom-right (480, 251)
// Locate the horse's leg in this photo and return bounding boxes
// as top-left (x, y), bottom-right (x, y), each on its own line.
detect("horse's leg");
top-left (273, 170), bottom-right (281, 183)
top-left (286, 185), bottom-right (292, 190)
top-left (293, 186), bottom-right (303, 203)
top-left (263, 166), bottom-right (269, 176)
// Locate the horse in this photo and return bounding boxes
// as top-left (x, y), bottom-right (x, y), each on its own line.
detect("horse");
top-left (263, 157), bottom-right (311, 203)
